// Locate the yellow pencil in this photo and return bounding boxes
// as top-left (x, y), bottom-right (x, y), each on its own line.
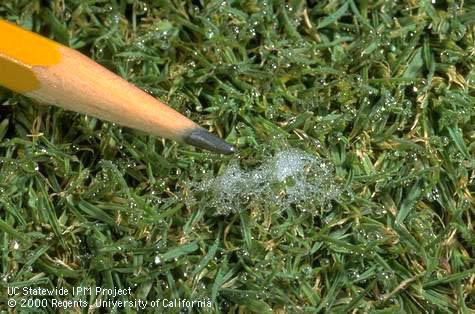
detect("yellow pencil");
top-left (0, 19), bottom-right (235, 154)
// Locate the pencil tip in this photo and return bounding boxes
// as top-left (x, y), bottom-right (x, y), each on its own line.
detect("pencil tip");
top-left (184, 128), bottom-right (237, 154)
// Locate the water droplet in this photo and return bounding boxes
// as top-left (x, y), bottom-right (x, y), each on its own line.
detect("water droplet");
top-left (205, 29), bottom-right (216, 39)
top-left (379, 271), bottom-right (394, 280)
top-left (112, 14), bottom-right (120, 24)
top-left (348, 269), bottom-right (360, 280)
top-left (320, 258), bottom-right (330, 267)
top-left (426, 188), bottom-right (440, 201)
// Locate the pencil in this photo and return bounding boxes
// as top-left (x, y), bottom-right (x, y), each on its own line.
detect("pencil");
top-left (0, 19), bottom-right (236, 154)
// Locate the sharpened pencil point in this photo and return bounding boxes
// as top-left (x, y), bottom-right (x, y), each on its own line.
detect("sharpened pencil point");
top-left (184, 128), bottom-right (236, 154)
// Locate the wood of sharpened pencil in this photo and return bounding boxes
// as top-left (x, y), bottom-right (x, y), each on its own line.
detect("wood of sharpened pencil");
top-left (0, 19), bottom-right (235, 154)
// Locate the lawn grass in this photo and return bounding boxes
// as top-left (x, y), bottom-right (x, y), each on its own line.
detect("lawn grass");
top-left (0, 0), bottom-right (474, 313)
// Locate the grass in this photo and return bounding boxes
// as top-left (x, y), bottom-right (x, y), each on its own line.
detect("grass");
top-left (0, 0), bottom-right (474, 313)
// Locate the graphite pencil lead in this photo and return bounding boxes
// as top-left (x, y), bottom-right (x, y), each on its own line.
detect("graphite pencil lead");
top-left (184, 128), bottom-right (237, 155)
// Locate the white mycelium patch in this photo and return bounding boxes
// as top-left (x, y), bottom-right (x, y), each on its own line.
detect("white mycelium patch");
top-left (186, 149), bottom-right (341, 215)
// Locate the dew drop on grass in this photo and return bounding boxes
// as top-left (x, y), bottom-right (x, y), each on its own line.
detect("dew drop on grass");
top-left (379, 271), bottom-right (394, 280)
top-left (320, 258), bottom-right (330, 267)
top-left (205, 29), bottom-right (216, 39)
top-left (348, 269), bottom-right (361, 281)
top-left (186, 148), bottom-right (341, 215)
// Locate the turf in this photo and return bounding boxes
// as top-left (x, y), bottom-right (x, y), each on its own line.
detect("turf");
top-left (0, 0), bottom-right (474, 313)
